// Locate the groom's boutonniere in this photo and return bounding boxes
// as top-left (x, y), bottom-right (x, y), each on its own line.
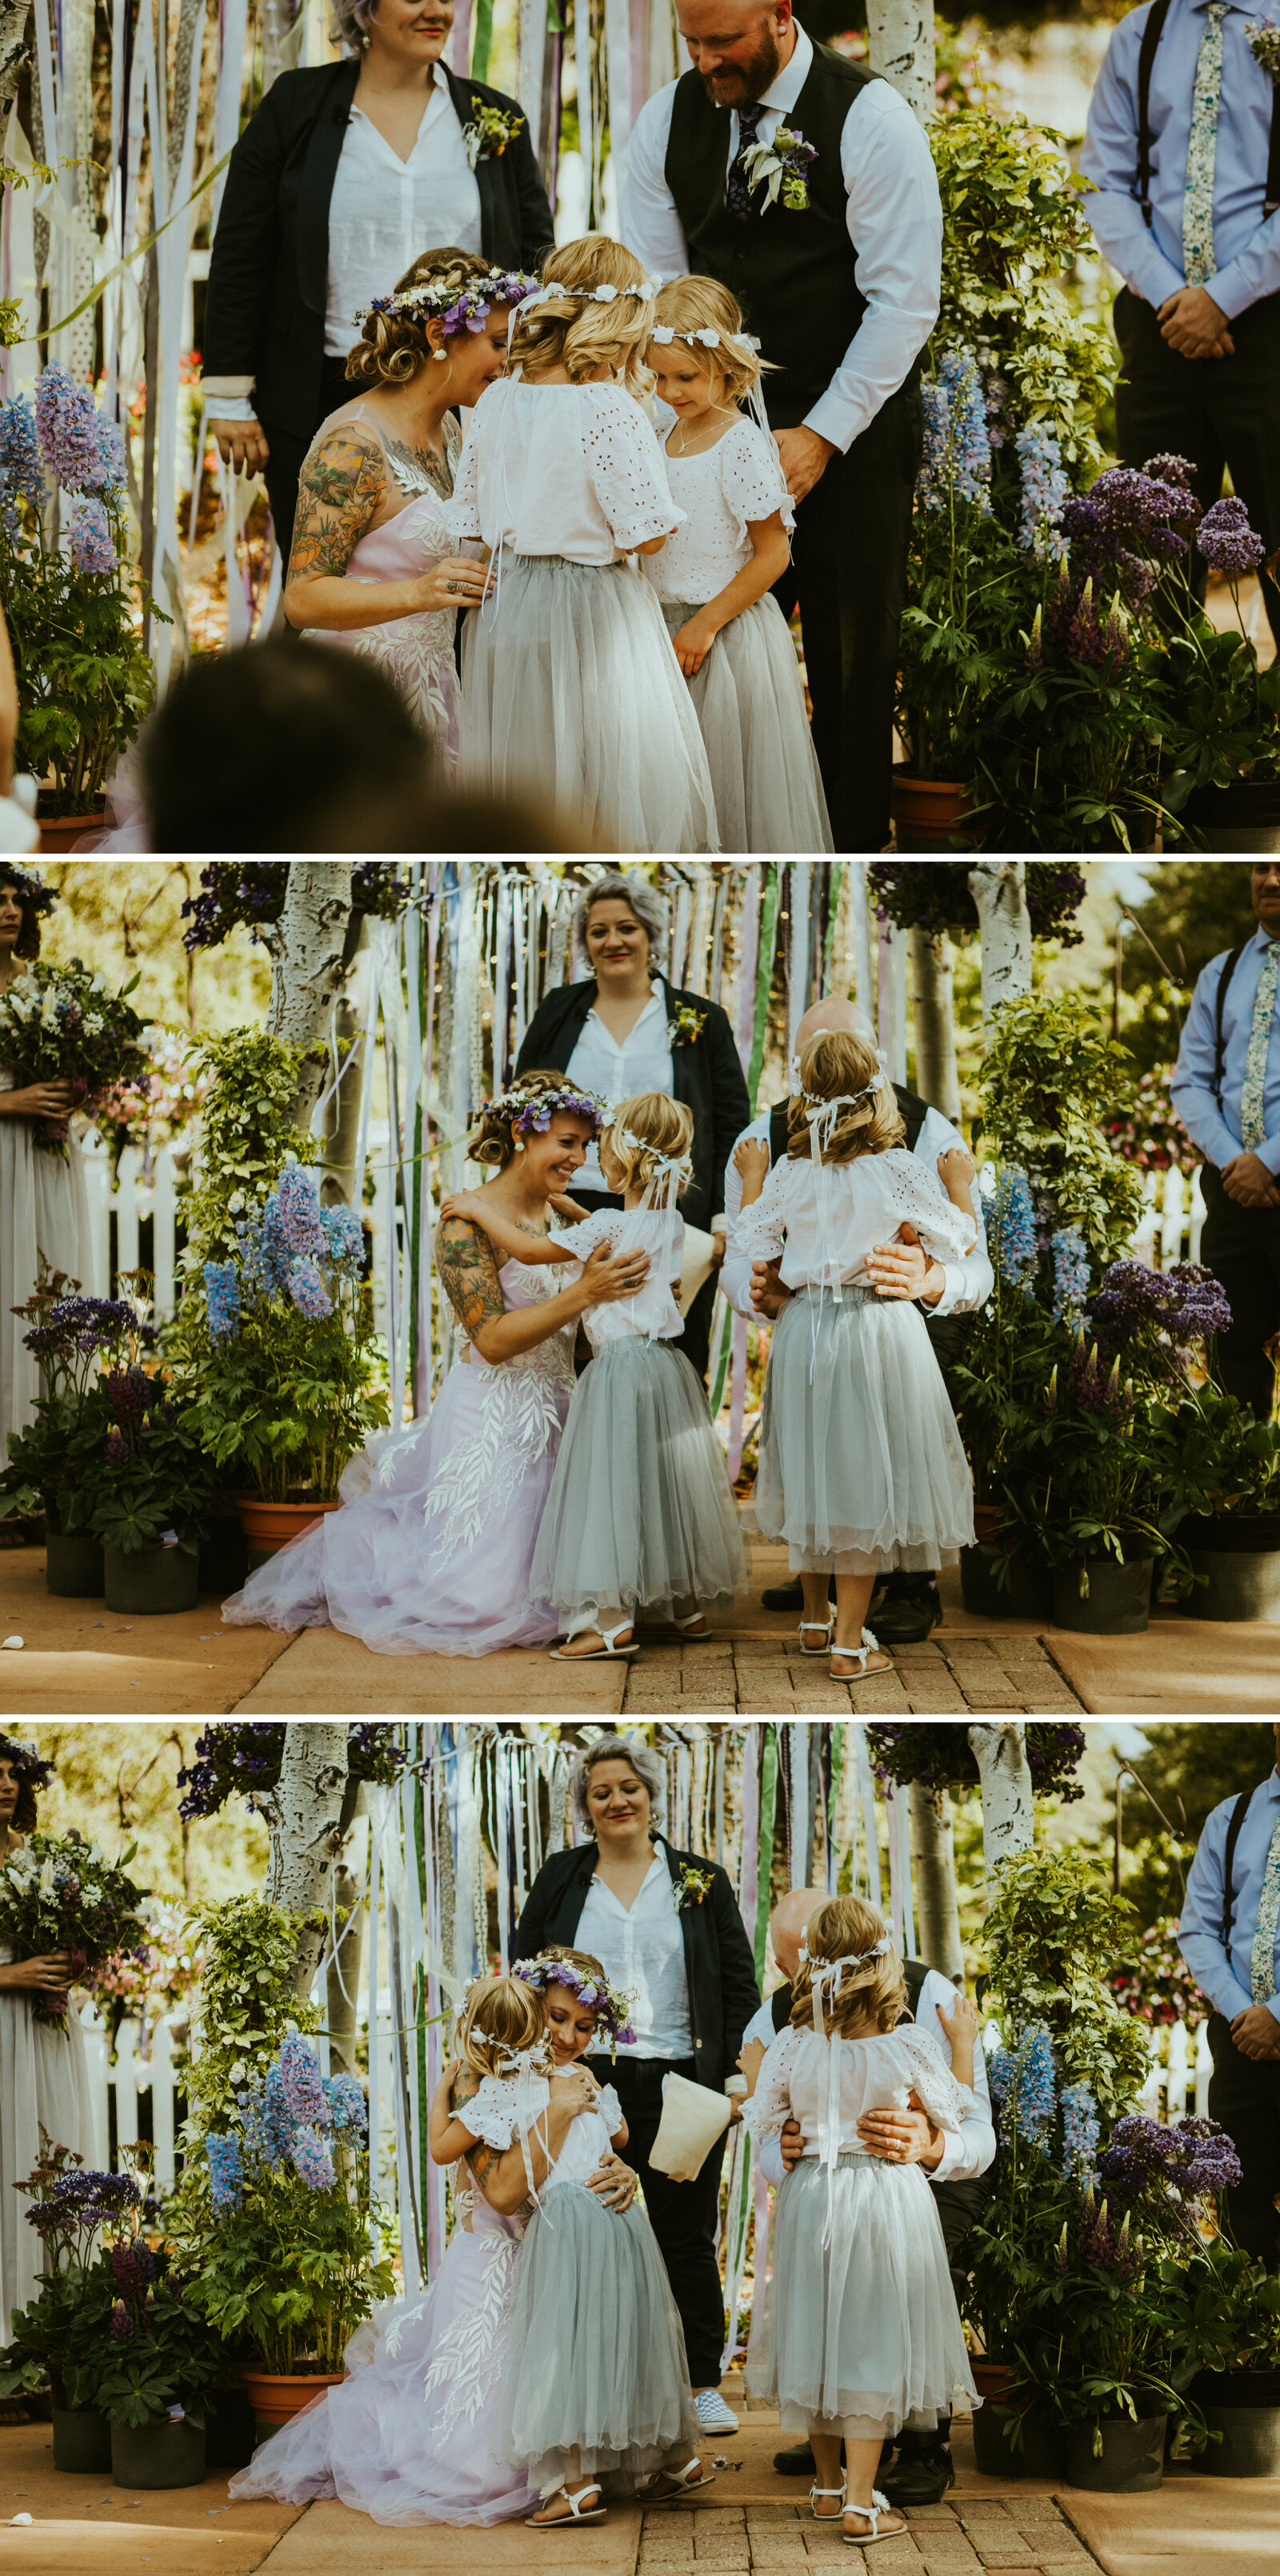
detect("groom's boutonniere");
top-left (739, 126), bottom-right (818, 214)
top-left (673, 1863), bottom-right (715, 1913)
top-left (463, 102), bottom-right (526, 169)
top-left (1246, 19), bottom-right (1280, 74)
top-left (666, 1003), bottom-right (708, 1047)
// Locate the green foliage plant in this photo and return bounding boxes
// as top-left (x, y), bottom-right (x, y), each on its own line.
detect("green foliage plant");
top-left (178, 1897), bottom-right (322, 2146)
top-left (982, 1846), bottom-right (1151, 2125)
top-left (180, 1027), bottom-right (315, 1269)
top-left (978, 995), bottom-right (1145, 1267)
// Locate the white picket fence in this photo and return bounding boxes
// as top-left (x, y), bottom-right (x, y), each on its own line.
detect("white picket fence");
top-left (78, 1133), bottom-right (181, 1315)
top-left (1127, 1165), bottom-right (1206, 1273)
top-left (1139, 2014), bottom-right (1213, 2122)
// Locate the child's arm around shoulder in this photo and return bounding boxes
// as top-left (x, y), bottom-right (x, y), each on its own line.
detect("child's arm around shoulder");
top-left (438, 1189), bottom-right (566, 1266)
top-left (428, 2060), bottom-right (482, 2165)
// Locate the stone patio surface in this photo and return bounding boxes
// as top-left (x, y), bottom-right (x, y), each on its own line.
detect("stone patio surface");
top-left (0, 1542), bottom-right (1276, 1720)
top-left (2, 2395), bottom-right (1276, 2576)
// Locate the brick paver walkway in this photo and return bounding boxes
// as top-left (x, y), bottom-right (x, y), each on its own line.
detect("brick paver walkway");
top-left (622, 1636), bottom-right (1087, 1718)
top-left (640, 2498), bottom-right (1094, 2576)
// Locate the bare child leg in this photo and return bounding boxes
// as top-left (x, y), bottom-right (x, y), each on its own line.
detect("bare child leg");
top-left (842, 2428), bottom-right (906, 2541)
top-left (832, 1572), bottom-right (893, 1680)
top-left (809, 2425), bottom-right (846, 2515)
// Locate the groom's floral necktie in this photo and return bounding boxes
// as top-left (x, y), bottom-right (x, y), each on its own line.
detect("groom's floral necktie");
top-left (1183, 0), bottom-right (1230, 286)
top-left (1250, 1814), bottom-right (1280, 2002)
top-left (727, 105), bottom-right (765, 220)
top-left (1240, 942), bottom-right (1280, 1150)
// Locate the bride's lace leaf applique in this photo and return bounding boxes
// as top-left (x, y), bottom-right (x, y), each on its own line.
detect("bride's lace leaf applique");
top-left (422, 1368), bottom-right (563, 1557)
top-left (420, 2235), bottom-right (521, 2430)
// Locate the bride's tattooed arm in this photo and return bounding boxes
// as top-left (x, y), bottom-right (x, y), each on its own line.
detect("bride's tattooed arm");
top-left (436, 1215), bottom-right (506, 1342)
top-left (286, 421), bottom-right (385, 584)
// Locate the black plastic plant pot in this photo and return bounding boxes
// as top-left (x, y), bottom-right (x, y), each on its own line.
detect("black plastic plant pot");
top-left (972, 2403), bottom-right (1066, 2479)
top-left (103, 1538), bottom-right (199, 1615)
top-left (45, 1529), bottom-right (105, 1597)
top-left (51, 2406), bottom-right (113, 2473)
top-left (204, 2386), bottom-right (258, 2471)
top-left (197, 1513), bottom-right (250, 1598)
top-left (1051, 1556), bottom-right (1153, 1635)
top-left (1064, 2411), bottom-right (1165, 2492)
top-left (960, 1542), bottom-right (1054, 1622)
top-left (110, 2411), bottom-right (206, 2489)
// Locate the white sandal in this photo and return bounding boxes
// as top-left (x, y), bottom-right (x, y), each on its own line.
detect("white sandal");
top-left (830, 1625), bottom-right (893, 1679)
top-left (525, 2483), bottom-right (606, 2526)
top-left (674, 1610), bottom-right (714, 1643)
top-left (798, 1614), bottom-right (834, 1658)
top-left (549, 1621), bottom-right (638, 1662)
top-left (842, 2491), bottom-right (906, 2548)
top-left (809, 2480), bottom-right (847, 2522)
top-left (647, 2454), bottom-right (715, 2502)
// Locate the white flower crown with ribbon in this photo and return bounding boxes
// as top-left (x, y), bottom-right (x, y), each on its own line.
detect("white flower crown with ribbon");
top-left (649, 326), bottom-right (759, 353)
top-left (515, 279), bottom-right (662, 322)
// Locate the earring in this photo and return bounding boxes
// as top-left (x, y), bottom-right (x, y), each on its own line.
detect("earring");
top-left (514, 1139), bottom-right (526, 1154)
top-left (433, 349), bottom-right (447, 362)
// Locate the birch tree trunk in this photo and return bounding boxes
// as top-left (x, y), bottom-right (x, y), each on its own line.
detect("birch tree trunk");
top-left (259, 1721), bottom-right (351, 1998)
top-left (910, 926), bottom-right (962, 1121)
top-left (969, 862), bottom-right (1033, 1028)
top-left (266, 863), bottom-right (356, 1126)
top-left (0, 0), bottom-right (31, 123)
top-left (968, 1722), bottom-right (1034, 1869)
top-left (326, 1861), bottom-right (364, 2076)
top-left (866, 0), bottom-right (935, 125)
top-left (908, 1780), bottom-right (964, 1977)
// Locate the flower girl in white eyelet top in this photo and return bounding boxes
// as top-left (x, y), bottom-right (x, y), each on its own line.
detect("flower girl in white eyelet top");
top-left (441, 1090), bottom-right (747, 1662)
top-left (643, 278), bottom-right (832, 857)
top-left (450, 234), bottom-right (718, 853)
top-left (743, 1896), bottom-right (979, 2547)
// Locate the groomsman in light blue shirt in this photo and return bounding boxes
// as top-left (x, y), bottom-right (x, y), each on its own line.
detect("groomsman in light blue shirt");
top-left (1081, 0), bottom-right (1280, 642)
top-left (1179, 1726), bottom-right (1280, 2266)
top-left (1171, 863), bottom-right (1280, 1414)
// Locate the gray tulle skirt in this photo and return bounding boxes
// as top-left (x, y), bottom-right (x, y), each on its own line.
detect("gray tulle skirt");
top-left (746, 2154), bottom-right (978, 2437)
top-left (529, 1337), bottom-right (748, 1624)
top-left (662, 597), bottom-right (833, 855)
top-left (756, 1286), bottom-right (974, 1574)
top-left (461, 559), bottom-right (718, 852)
top-left (497, 2182), bottom-right (698, 2492)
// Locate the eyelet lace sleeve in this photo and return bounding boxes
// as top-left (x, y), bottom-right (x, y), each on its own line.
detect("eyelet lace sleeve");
top-left (584, 386), bottom-right (686, 550)
top-left (880, 1150), bottom-right (978, 1263)
top-left (597, 2082), bottom-right (624, 2135)
top-left (894, 2030), bottom-right (966, 2133)
top-left (461, 2071), bottom-right (550, 2149)
top-left (450, 419), bottom-right (482, 541)
top-left (719, 418), bottom-right (796, 539)
top-left (742, 2025), bottom-right (798, 2142)
top-left (728, 1154), bottom-right (790, 1266)
top-left (547, 1209), bottom-right (618, 1263)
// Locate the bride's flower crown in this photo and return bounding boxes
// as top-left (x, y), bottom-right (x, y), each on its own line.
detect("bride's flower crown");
top-left (481, 1082), bottom-right (607, 1138)
top-left (514, 1952), bottom-right (638, 2048)
top-left (354, 269), bottom-right (542, 334)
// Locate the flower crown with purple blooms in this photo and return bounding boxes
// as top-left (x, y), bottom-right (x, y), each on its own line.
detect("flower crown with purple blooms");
top-left (0, 864), bottom-right (56, 917)
top-left (514, 1952), bottom-right (638, 2046)
top-left (0, 1731), bottom-right (56, 1790)
top-left (354, 269), bottom-right (542, 335)
top-left (480, 1082), bottom-right (608, 1140)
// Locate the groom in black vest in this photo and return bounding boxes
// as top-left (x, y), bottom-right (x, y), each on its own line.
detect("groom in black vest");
top-left (622, 0), bottom-right (942, 851)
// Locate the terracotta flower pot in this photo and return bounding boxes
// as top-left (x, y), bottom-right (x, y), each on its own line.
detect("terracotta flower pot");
top-left (890, 770), bottom-right (968, 851)
top-left (970, 2358), bottom-right (1013, 2405)
top-left (38, 808), bottom-right (107, 853)
top-left (240, 2367), bottom-right (344, 2434)
top-left (234, 1496), bottom-right (340, 1557)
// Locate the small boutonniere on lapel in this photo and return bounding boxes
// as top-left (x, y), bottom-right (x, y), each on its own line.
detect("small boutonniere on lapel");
top-left (1246, 19), bottom-right (1280, 75)
top-left (673, 1862), bottom-right (715, 1913)
top-left (462, 102), bottom-right (526, 170)
top-left (738, 126), bottom-right (818, 214)
top-left (666, 1003), bottom-right (708, 1048)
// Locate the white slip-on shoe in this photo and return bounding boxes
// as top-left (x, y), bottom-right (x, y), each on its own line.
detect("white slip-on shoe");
top-left (694, 2389), bottom-right (739, 2435)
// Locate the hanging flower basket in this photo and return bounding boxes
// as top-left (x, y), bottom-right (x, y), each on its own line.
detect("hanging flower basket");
top-left (863, 1722), bottom-right (1086, 1798)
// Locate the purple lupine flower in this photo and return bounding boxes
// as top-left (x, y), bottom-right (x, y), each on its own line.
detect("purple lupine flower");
top-left (278, 2035), bottom-right (328, 2126)
top-left (109, 2299), bottom-right (134, 2341)
top-left (278, 1163), bottom-right (328, 1259)
top-left (290, 2125), bottom-right (338, 2191)
top-left (1014, 419), bottom-right (1070, 554)
top-left (66, 494), bottom-right (118, 578)
top-left (110, 2237), bottom-right (155, 2299)
top-left (1195, 497), bottom-right (1266, 574)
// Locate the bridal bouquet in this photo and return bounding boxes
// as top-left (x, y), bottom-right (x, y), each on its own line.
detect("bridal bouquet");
top-left (0, 1829), bottom-right (147, 2026)
top-left (0, 959), bottom-right (147, 1151)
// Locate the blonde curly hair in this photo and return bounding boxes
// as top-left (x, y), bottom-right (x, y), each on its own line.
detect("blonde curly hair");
top-left (786, 1030), bottom-right (905, 1164)
top-left (454, 1974), bottom-right (546, 2078)
top-left (602, 1092), bottom-right (694, 1198)
top-left (648, 276), bottom-right (774, 407)
top-left (790, 1897), bottom-right (906, 2039)
top-left (510, 234), bottom-right (656, 397)
top-left (346, 248), bottom-right (501, 389)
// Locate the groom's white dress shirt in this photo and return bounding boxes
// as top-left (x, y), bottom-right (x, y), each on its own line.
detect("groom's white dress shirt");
top-left (620, 25), bottom-right (942, 454)
top-left (718, 1102), bottom-right (994, 1322)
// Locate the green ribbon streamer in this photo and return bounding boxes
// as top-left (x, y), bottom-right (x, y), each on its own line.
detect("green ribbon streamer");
top-left (470, 0), bottom-right (494, 82)
top-left (754, 1725), bottom-right (778, 1986)
top-left (709, 1290), bottom-right (734, 1418)
top-left (827, 1724), bottom-right (845, 1890)
top-left (822, 863), bottom-right (844, 985)
top-left (413, 1742), bottom-right (432, 2270)
top-left (10, 143), bottom-right (236, 344)
top-left (747, 864), bottom-right (779, 1114)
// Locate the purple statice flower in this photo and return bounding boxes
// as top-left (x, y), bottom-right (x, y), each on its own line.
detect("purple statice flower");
top-left (206, 2131), bottom-right (244, 2213)
top-left (278, 1163), bottom-right (327, 1260)
top-left (278, 2036), bottom-right (328, 2127)
top-left (1195, 496), bottom-right (1266, 575)
top-left (1050, 1224), bottom-right (1090, 1323)
top-left (290, 2125), bottom-right (338, 2192)
top-left (66, 495), bottom-right (118, 578)
top-left (288, 1255), bottom-right (332, 1320)
top-left (0, 394), bottom-right (44, 512)
top-left (1141, 452), bottom-right (1196, 493)
top-left (323, 2071), bottom-right (368, 2139)
top-left (1061, 2080), bottom-right (1101, 2180)
top-left (34, 365), bottom-right (122, 497)
top-left (320, 1202), bottom-right (364, 1278)
top-left (1015, 419), bottom-right (1070, 555)
top-left (203, 1260), bottom-right (241, 1345)
top-left (1096, 2111), bottom-right (1242, 2247)
top-left (1089, 1258), bottom-right (1231, 1379)
top-left (991, 1166), bottom-right (1038, 1291)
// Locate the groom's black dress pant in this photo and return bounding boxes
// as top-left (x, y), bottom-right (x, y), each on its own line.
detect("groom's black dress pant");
top-left (772, 374), bottom-right (923, 855)
top-left (1207, 2011), bottom-right (1280, 2268)
top-left (1114, 287), bottom-right (1280, 649)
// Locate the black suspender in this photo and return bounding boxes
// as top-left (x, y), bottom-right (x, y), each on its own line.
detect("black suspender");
top-left (769, 1099), bottom-right (790, 1166)
top-left (1136, 0), bottom-right (1280, 227)
top-left (1213, 944), bottom-right (1246, 1114)
top-left (1221, 1788), bottom-right (1253, 1950)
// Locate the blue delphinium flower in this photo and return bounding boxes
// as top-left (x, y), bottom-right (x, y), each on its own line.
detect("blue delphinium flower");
top-left (288, 1255), bottom-right (332, 1319)
top-left (1015, 419), bottom-right (1070, 556)
top-left (1060, 2080), bottom-right (1100, 2179)
top-left (278, 2035), bottom-right (328, 2126)
top-left (1050, 1224), bottom-right (1090, 1324)
top-left (916, 347), bottom-right (992, 514)
top-left (203, 1259), bottom-right (241, 1344)
top-left (991, 1166), bottom-right (1038, 1291)
top-left (236, 1195), bottom-right (293, 1304)
top-left (278, 1163), bottom-right (328, 1260)
top-left (0, 394), bottom-right (44, 514)
top-left (323, 2070), bottom-right (368, 2139)
top-left (990, 2022), bottom-right (1057, 2147)
top-left (321, 1202), bottom-right (364, 1278)
top-left (290, 2124), bottom-right (338, 2191)
top-left (916, 376), bottom-right (952, 513)
top-left (34, 364), bottom-right (124, 497)
top-left (66, 494), bottom-right (118, 578)
top-left (206, 2131), bottom-right (244, 2211)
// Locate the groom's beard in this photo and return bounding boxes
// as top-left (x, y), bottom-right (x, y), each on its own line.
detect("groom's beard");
top-left (699, 30), bottom-right (782, 108)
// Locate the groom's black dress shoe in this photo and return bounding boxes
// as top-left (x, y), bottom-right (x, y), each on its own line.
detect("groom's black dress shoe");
top-left (761, 1577), bottom-right (837, 1614)
top-left (877, 2438), bottom-right (955, 2505)
top-left (870, 1579), bottom-right (942, 1645)
top-left (772, 2440), bottom-right (894, 2475)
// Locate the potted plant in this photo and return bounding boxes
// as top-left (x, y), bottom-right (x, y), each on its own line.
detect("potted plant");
top-left (0, 365), bottom-right (155, 836)
top-left (1160, 492), bottom-right (1280, 854)
top-left (0, 2137), bottom-right (143, 2473)
top-left (0, 1273), bottom-right (166, 1592)
top-left (1171, 2240), bottom-right (1280, 2477)
top-left (92, 2230), bottom-right (225, 2490)
top-left (180, 2034), bottom-right (394, 2434)
top-left (78, 1362), bottom-right (222, 1614)
top-left (1166, 1380), bottom-right (1280, 1622)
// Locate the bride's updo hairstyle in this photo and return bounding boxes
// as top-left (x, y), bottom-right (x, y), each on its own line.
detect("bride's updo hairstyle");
top-left (786, 1030), bottom-right (905, 1164)
top-left (790, 1896), bottom-right (906, 2040)
top-left (454, 1973), bottom-right (546, 2078)
top-left (466, 1070), bottom-right (606, 1172)
top-left (510, 234), bottom-right (658, 398)
top-left (347, 248), bottom-right (495, 386)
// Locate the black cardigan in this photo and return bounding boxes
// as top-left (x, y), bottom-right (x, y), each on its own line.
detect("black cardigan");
top-left (514, 1836), bottom-right (761, 2094)
top-left (203, 59), bottom-right (554, 442)
top-left (514, 978), bottom-right (750, 1237)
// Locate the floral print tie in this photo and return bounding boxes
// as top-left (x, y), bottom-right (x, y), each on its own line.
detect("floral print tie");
top-left (1183, 1), bottom-right (1229, 287)
top-left (1241, 942), bottom-right (1279, 1150)
top-left (1251, 1815), bottom-right (1280, 2002)
top-left (727, 105), bottom-right (765, 220)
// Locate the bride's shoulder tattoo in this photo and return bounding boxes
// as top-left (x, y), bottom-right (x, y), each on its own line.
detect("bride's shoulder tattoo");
top-left (436, 1214), bottom-right (505, 1337)
top-left (288, 421), bottom-right (383, 582)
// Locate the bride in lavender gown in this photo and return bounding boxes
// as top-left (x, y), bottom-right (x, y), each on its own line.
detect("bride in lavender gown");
top-left (222, 1075), bottom-right (650, 1658)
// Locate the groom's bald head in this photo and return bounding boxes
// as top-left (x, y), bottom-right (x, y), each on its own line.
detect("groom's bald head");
top-left (677, 0), bottom-right (797, 110)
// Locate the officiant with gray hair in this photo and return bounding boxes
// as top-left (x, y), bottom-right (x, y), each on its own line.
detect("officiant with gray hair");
top-left (622, 0), bottom-right (942, 852)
